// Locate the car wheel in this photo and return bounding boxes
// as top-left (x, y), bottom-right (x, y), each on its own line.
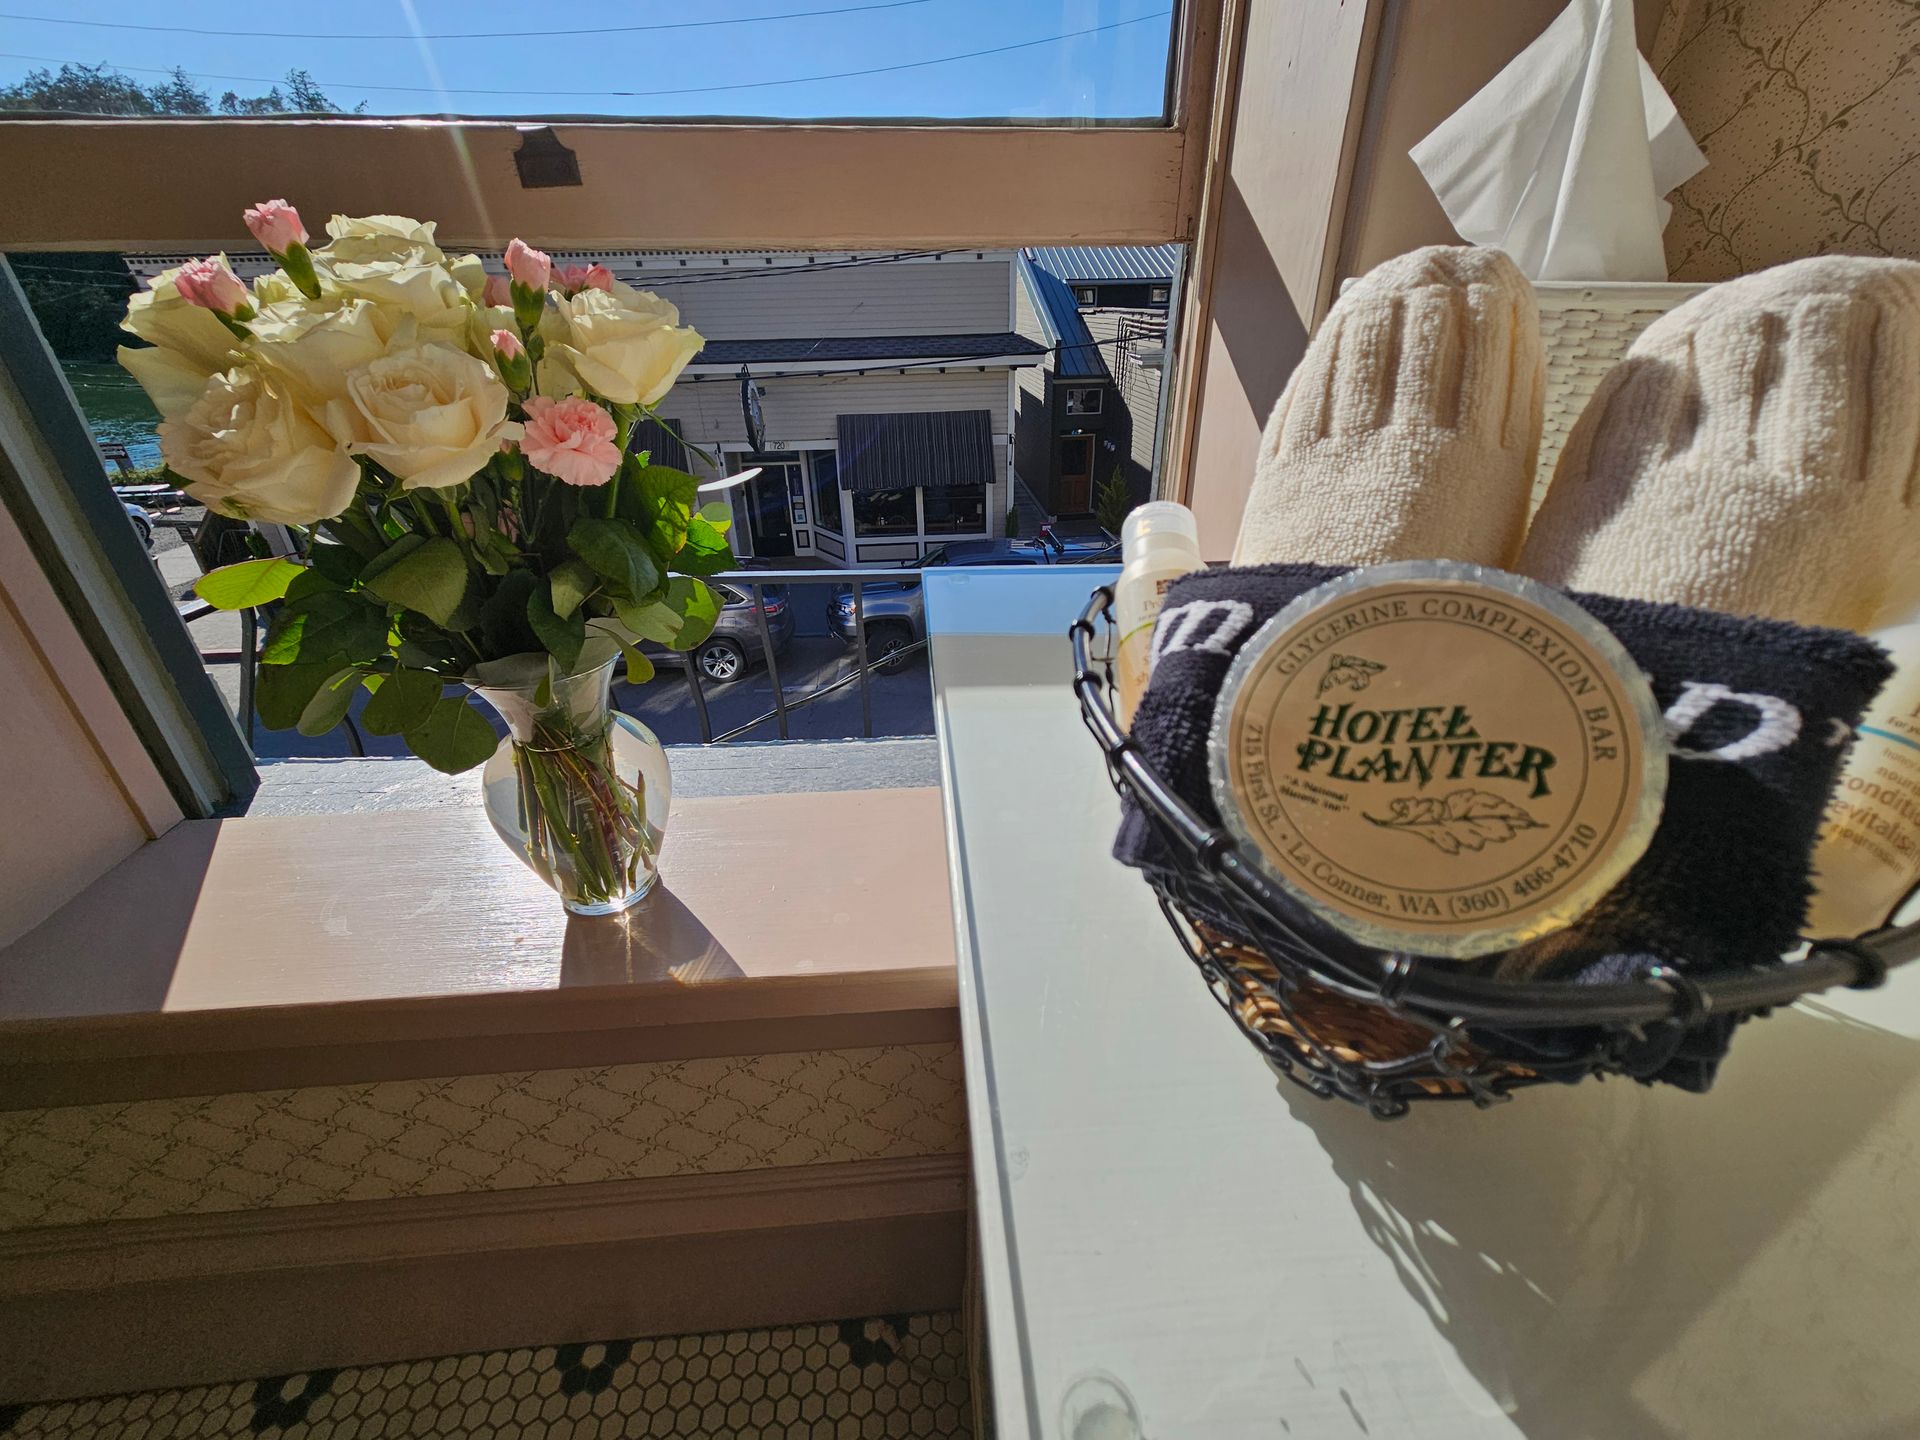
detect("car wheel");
top-left (869, 623), bottom-right (915, 673)
top-left (696, 637), bottom-right (748, 684)
top-left (129, 512), bottom-right (153, 550)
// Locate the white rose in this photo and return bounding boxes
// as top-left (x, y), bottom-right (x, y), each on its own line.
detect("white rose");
top-left (117, 264), bottom-right (241, 418)
top-left (313, 213), bottom-right (469, 338)
top-left (548, 283), bottom-right (703, 406)
top-left (447, 252), bottom-right (489, 301)
top-left (162, 367), bottom-right (360, 526)
top-left (117, 344), bottom-right (217, 423)
top-left (325, 214), bottom-right (443, 250)
top-left (246, 296), bottom-right (387, 408)
top-left (250, 269), bottom-right (305, 308)
top-left (324, 342), bottom-right (520, 492)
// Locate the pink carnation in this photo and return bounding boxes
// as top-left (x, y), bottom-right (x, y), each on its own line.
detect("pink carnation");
top-left (491, 327), bottom-right (525, 359)
top-left (482, 273), bottom-right (512, 307)
top-left (521, 396), bottom-right (622, 488)
top-left (555, 263), bottom-right (614, 294)
top-left (504, 237), bottom-right (551, 290)
top-left (175, 256), bottom-right (250, 315)
top-left (243, 198), bottom-right (307, 254)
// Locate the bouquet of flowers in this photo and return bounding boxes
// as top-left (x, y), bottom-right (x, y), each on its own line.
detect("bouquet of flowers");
top-left (119, 200), bottom-right (728, 910)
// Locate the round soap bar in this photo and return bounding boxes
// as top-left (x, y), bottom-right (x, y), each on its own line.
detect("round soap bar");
top-left (1207, 561), bottom-right (1667, 958)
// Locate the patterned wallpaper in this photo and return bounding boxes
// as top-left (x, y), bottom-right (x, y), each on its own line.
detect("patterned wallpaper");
top-left (1653, 0), bottom-right (1920, 280)
top-left (0, 1045), bottom-right (965, 1232)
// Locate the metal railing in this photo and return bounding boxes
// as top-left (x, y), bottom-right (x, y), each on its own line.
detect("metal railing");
top-left (675, 567), bottom-right (928, 745)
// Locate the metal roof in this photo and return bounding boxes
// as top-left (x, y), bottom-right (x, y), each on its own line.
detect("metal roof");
top-left (1016, 256), bottom-right (1110, 382)
top-left (693, 333), bottom-right (1045, 367)
top-left (1024, 245), bottom-right (1180, 285)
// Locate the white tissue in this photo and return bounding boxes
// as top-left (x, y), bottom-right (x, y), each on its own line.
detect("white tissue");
top-left (1409, 0), bottom-right (1706, 282)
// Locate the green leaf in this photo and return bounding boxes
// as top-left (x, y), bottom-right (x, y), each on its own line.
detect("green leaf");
top-left (590, 621), bottom-right (656, 685)
top-left (359, 666), bottom-right (443, 737)
top-left (278, 591), bottom-right (389, 668)
top-left (613, 597), bottom-right (682, 645)
top-left (193, 556), bottom-right (303, 610)
top-left (696, 501), bottom-right (733, 534)
top-left (361, 536), bottom-right (470, 627)
top-left (356, 532), bottom-right (424, 583)
top-left (297, 667), bottom-right (364, 737)
top-left (548, 559), bottom-right (597, 620)
top-left (259, 610), bottom-right (306, 665)
top-left (569, 516), bottom-right (662, 601)
top-left (396, 611), bottom-right (463, 669)
top-left (665, 576), bottom-right (721, 652)
top-left (283, 567), bottom-right (343, 606)
top-left (404, 696), bottom-right (500, 775)
top-left (255, 660), bottom-right (339, 730)
top-left (671, 514), bottom-right (737, 576)
top-left (620, 644), bottom-right (655, 684)
top-left (632, 463), bottom-right (700, 557)
top-left (528, 581), bottom-right (586, 671)
top-left (479, 569), bottom-right (541, 657)
top-left (308, 542), bottom-right (363, 588)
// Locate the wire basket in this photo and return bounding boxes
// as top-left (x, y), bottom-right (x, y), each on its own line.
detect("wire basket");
top-left (1072, 584), bottom-right (1920, 1118)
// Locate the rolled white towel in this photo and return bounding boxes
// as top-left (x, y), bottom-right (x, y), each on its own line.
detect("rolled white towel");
top-left (1232, 244), bottom-right (1543, 569)
top-left (1519, 255), bottom-right (1920, 632)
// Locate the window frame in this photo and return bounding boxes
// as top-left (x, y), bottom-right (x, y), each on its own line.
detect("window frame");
top-left (1064, 386), bottom-right (1105, 417)
top-left (0, 0), bottom-right (1224, 255)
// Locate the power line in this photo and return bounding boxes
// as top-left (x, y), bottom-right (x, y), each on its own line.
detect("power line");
top-left (0, 0), bottom-right (937, 43)
top-left (0, 11), bottom-right (1172, 100)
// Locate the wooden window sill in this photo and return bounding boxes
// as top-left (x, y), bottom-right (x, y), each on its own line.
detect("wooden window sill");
top-left (0, 787), bottom-right (957, 1108)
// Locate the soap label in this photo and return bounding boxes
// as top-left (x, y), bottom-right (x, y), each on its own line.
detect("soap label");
top-left (1209, 563), bottom-right (1666, 957)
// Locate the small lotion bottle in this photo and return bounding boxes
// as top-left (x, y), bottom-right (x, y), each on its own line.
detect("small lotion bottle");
top-left (1806, 623), bottom-right (1920, 937)
top-left (1114, 501), bottom-right (1203, 728)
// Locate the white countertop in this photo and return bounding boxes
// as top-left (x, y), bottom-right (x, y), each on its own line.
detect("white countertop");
top-left (925, 567), bottom-right (1920, 1440)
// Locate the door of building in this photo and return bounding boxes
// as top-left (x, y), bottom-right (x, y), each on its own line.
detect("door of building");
top-left (745, 466), bottom-right (795, 557)
top-left (1057, 434), bottom-right (1095, 513)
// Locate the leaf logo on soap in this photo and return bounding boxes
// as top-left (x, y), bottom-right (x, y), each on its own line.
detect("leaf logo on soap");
top-left (1364, 789), bottom-right (1544, 856)
top-left (1320, 654), bottom-right (1386, 695)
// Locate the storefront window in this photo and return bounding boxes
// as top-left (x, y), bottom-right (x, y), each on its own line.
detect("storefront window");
top-left (923, 485), bottom-right (987, 534)
top-left (853, 489), bottom-right (917, 537)
top-left (811, 452), bottom-right (843, 535)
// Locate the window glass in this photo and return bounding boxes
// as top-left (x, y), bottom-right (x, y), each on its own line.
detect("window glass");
top-left (922, 484), bottom-right (987, 534)
top-left (0, 4), bottom-right (1179, 123)
top-left (810, 451), bottom-right (843, 535)
top-left (14, 237), bottom-right (1181, 770)
top-left (853, 489), bottom-right (917, 536)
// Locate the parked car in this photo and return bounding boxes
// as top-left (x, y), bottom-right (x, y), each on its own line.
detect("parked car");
top-left (632, 582), bottom-right (794, 684)
top-left (123, 501), bottom-right (153, 550)
top-left (828, 530), bottom-right (1119, 665)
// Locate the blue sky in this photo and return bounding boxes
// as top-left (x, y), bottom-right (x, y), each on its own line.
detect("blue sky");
top-left (0, 0), bottom-right (1175, 119)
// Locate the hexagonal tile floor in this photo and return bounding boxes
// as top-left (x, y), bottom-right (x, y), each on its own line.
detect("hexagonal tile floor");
top-left (0, 1313), bottom-right (971, 1439)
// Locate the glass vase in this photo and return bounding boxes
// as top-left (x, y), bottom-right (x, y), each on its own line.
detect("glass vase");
top-left (471, 655), bottom-right (672, 916)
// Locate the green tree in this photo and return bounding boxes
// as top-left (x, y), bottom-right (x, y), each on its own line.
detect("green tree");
top-left (11, 252), bottom-right (137, 363)
top-left (1096, 466), bottom-right (1135, 538)
top-left (0, 63), bottom-right (363, 117)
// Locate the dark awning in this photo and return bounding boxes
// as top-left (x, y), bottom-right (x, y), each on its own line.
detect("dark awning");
top-left (835, 410), bottom-right (994, 493)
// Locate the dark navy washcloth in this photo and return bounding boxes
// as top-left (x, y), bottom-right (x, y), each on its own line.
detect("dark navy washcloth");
top-left (1114, 563), bottom-right (1893, 1090)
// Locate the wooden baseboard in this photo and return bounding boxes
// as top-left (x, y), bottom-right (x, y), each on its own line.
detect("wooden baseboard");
top-left (0, 1153), bottom-right (969, 1406)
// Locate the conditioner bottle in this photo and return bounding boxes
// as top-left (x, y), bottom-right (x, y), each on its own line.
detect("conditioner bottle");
top-left (1114, 501), bottom-right (1203, 728)
top-left (1807, 623), bottom-right (1920, 936)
